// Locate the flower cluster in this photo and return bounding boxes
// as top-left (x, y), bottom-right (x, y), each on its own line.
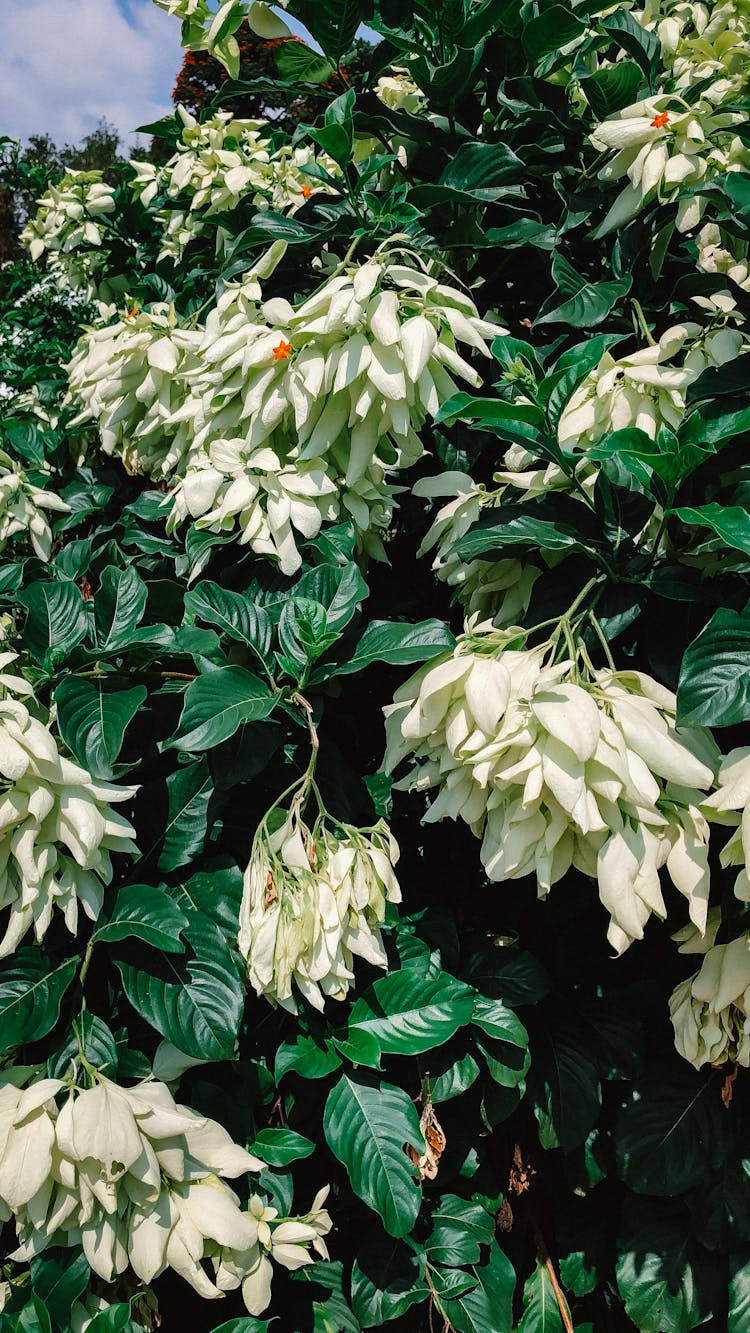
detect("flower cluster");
top-left (635, 0), bottom-right (750, 100)
top-left (414, 472), bottom-right (541, 623)
top-left (590, 96), bottom-right (749, 234)
top-left (695, 220), bottom-right (750, 313)
top-left (239, 784), bottom-right (401, 1011)
top-left (670, 932), bottom-right (750, 1067)
top-left (66, 252), bottom-right (504, 574)
top-left (384, 627), bottom-right (718, 953)
top-left (20, 171), bottom-right (116, 296)
top-left (130, 107), bottom-right (338, 261)
top-left (153, 1), bottom-right (291, 75)
top-left (0, 448), bottom-right (69, 561)
top-left (703, 746), bottom-right (750, 900)
top-left (0, 654), bottom-right (137, 957)
top-left (0, 1071), bottom-right (331, 1314)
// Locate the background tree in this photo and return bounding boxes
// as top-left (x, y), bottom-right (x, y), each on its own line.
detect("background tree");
top-left (170, 23), bottom-right (373, 130)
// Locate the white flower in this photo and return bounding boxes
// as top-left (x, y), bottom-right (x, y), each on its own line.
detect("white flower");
top-left (0, 658), bottom-right (137, 957)
top-left (375, 70), bottom-right (426, 114)
top-left (0, 449), bottom-right (69, 561)
top-left (670, 933), bottom-right (750, 1067)
top-left (384, 627), bottom-right (718, 952)
top-left (557, 322), bottom-right (745, 454)
top-left (239, 785), bottom-right (401, 1011)
top-left (590, 96), bottom-right (749, 234)
top-left (702, 746), bottom-right (750, 900)
top-left (414, 472), bottom-right (541, 622)
top-left (20, 171), bottom-right (116, 297)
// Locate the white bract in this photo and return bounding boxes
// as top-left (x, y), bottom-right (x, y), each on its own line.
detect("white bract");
top-left (130, 109), bottom-right (338, 262)
top-left (67, 251), bottom-right (505, 574)
top-left (0, 449), bottom-right (69, 561)
top-left (0, 1070), bottom-right (330, 1314)
top-left (670, 932), bottom-right (750, 1067)
top-left (590, 96), bottom-right (748, 234)
top-left (557, 322), bottom-right (744, 452)
top-left (384, 628), bottom-right (718, 952)
top-left (239, 790), bottom-right (401, 1011)
top-left (20, 172), bottom-right (116, 296)
top-left (634, 1), bottom-right (750, 100)
top-left (0, 655), bottom-right (138, 958)
top-left (702, 746), bottom-right (750, 900)
top-left (414, 472), bottom-right (541, 623)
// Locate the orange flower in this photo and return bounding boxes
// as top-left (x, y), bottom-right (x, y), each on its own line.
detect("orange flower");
top-left (651, 111), bottom-right (670, 128)
top-left (126, 305), bottom-right (139, 320)
top-left (273, 339), bottom-right (292, 361)
top-left (301, 185), bottom-right (312, 199)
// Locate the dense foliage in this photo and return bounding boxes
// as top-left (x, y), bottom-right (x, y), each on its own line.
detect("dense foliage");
top-left (1, 1), bottom-right (750, 1330)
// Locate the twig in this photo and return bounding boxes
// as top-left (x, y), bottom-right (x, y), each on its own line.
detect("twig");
top-left (533, 1224), bottom-right (574, 1333)
top-left (292, 692), bottom-right (319, 749)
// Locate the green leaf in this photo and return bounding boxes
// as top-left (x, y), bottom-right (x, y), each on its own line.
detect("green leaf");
top-left (167, 666), bottom-right (277, 751)
top-left (517, 1261), bottom-right (569, 1332)
top-left (338, 969), bottom-right (475, 1068)
top-left (54, 678), bottom-right (146, 780)
top-left (316, 619), bottom-right (455, 682)
top-left (523, 6), bottom-right (587, 64)
top-left (95, 884), bottom-right (190, 953)
top-left (295, 561), bottom-right (369, 633)
top-left (615, 1067), bottom-right (729, 1196)
top-left (601, 9), bottom-right (661, 82)
top-left (0, 952), bottom-right (77, 1050)
top-left (426, 1196), bottom-right (495, 1266)
top-left (275, 1034), bottom-right (342, 1082)
top-left (276, 42), bottom-right (333, 84)
top-left (176, 863), bottom-right (243, 940)
top-left (580, 61), bottom-right (644, 119)
top-left (677, 607), bottom-right (750, 727)
top-left (616, 1209), bottom-right (716, 1333)
top-left (83, 1305), bottom-right (137, 1333)
top-left (471, 995), bottom-right (529, 1047)
top-left (185, 582), bottom-right (273, 658)
top-left (48, 1012), bottom-right (117, 1079)
top-left (116, 921), bottom-right (243, 1061)
top-left (455, 511), bottom-right (594, 561)
top-left (249, 1128), bottom-right (315, 1166)
top-left (30, 1253), bottom-right (90, 1330)
top-left (536, 253), bottom-right (632, 328)
top-left (436, 141), bottom-right (524, 198)
top-left (94, 566), bottom-right (147, 649)
top-left (442, 1241), bottom-right (516, 1333)
top-left (158, 757), bottom-right (214, 872)
top-left (209, 1321), bottom-right (270, 1333)
top-left (324, 1071), bottom-right (423, 1237)
top-left (351, 1237), bottom-right (428, 1327)
top-left (17, 1296), bottom-right (51, 1333)
top-left (729, 1255), bottom-right (750, 1333)
top-left (429, 1050), bottom-right (480, 1103)
top-left (672, 503), bottom-right (750, 556)
top-left (528, 1018), bottom-right (601, 1151)
top-left (18, 581), bottom-right (88, 666)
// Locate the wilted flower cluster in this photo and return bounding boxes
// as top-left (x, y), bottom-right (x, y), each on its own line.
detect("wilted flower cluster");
top-left (66, 251), bottom-right (504, 573)
top-left (414, 472), bottom-right (541, 623)
top-left (384, 627), bottom-right (718, 952)
top-left (670, 932), bottom-right (750, 1067)
top-left (0, 448), bottom-right (69, 561)
top-left (239, 784), bottom-right (401, 1011)
top-left (20, 171), bottom-right (116, 295)
top-left (0, 654), bottom-right (137, 957)
top-left (0, 1070), bottom-right (330, 1314)
top-left (590, 96), bottom-right (749, 234)
top-left (130, 107), bottom-right (338, 261)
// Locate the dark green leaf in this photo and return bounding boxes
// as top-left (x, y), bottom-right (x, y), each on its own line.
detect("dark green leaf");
top-left (94, 566), bottom-right (147, 649)
top-left (324, 1071), bottom-right (423, 1237)
top-left (339, 969), bottom-right (475, 1068)
top-left (0, 952), bottom-right (77, 1050)
top-left (249, 1128), bottom-right (315, 1166)
top-left (167, 666), bottom-right (277, 751)
top-left (95, 884), bottom-right (190, 953)
top-left (185, 582), bottom-right (273, 658)
top-left (616, 1067), bottom-right (729, 1196)
top-left (18, 581), bottom-right (88, 665)
top-left (677, 607), bottom-right (750, 726)
top-left (158, 758), bottom-right (214, 873)
top-left (54, 678), bottom-right (146, 780)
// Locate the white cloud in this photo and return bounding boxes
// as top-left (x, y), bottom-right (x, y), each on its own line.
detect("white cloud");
top-left (0, 0), bottom-right (183, 150)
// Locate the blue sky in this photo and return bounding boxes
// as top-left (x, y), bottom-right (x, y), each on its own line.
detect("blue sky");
top-left (0, 0), bottom-right (183, 148)
top-left (0, 0), bottom-right (370, 152)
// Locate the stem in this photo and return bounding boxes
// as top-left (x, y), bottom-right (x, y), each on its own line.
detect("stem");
top-left (589, 613), bottom-right (616, 671)
top-left (533, 1226), bottom-right (574, 1333)
top-left (425, 1266), bottom-right (456, 1333)
top-left (631, 298), bottom-right (656, 347)
top-left (77, 937), bottom-right (95, 998)
top-left (292, 692), bottom-right (319, 750)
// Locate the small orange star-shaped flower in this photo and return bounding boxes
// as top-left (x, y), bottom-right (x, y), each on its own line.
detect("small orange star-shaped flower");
top-left (301, 185), bottom-right (312, 199)
top-left (273, 339), bottom-right (292, 361)
top-left (126, 305), bottom-right (139, 320)
top-left (651, 111), bottom-right (670, 128)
